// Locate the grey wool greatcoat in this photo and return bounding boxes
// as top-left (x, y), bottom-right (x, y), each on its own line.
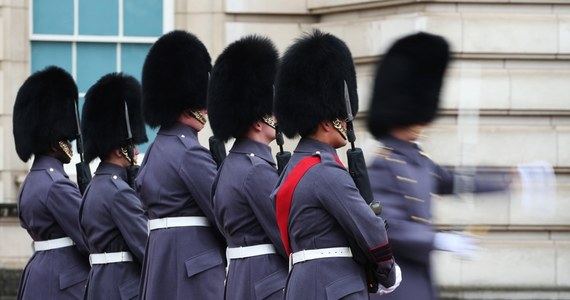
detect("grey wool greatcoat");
top-left (271, 138), bottom-right (394, 300)
top-left (17, 156), bottom-right (90, 300)
top-left (212, 138), bottom-right (288, 300)
top-left (80, 162), bottom-right (148, 300)
top-left (367, 135), bottom-right (510, 300)
top-left (136, 123), bottom-right (226, 300)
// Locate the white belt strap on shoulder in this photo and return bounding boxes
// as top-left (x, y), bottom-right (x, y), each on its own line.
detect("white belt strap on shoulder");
top-left (33, 237), bottom-right (75, 251)
top-left (89, 251), bottom-right (134, 265)
top-left (291, 247), bottom-right (352, 265)
top-left (148, 216), bottom-right (210, 231)
top-left (227, 244), bottom-right (277, 260)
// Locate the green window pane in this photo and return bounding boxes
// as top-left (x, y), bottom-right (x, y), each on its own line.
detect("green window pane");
top-left (121, 43), bottom-right (151, 82)
top-left (79, 0), bottom-right (118, 36)
top-left (33, 0), bottom-right (74, 35)
top-left (76, 43), bottom-right (116, 93)
top-left (124, 0), bottom-right (162, 36)
top-left (31, 42), bottom-right (72, 73)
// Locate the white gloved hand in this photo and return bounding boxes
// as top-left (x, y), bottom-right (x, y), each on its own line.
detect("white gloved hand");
top-left (376, 264), bottom-right (402, 295)
top-left (434, 232), bottom-right (481, 259)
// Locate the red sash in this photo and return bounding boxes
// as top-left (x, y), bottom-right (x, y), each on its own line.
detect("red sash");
top-left (275, 155), bottom-right (345, 255)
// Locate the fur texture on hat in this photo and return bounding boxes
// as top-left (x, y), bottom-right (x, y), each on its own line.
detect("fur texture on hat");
top-left (274, 30), bottom-right (358, 138)
top-left (207, 35), bottom-right (278, 141)
top-left (367, 32), bottom-right (450, 138)
top-left (13, 66), bottom-right (78, 162)
top-left (142, 30), bottom-right (212, 129)
top-left (82, 73), bottom-right (148, 163)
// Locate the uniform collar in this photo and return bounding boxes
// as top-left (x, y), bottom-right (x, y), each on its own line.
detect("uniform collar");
top-left (294, 137), bottom-right (338, 156)
top-left (230, 138), bottom-right (275, 166)
top-left (94, 162), bottom-right (128, 182)
top-left (379, 134), bottom-right (424, 164)
top-left (159, 122), bottom-right (198, 139)
top-left (30, 155), bottom-right (68, 178)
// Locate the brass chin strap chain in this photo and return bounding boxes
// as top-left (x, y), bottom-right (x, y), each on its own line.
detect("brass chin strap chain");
top-left (189, 110), bottom-right (207, 125)
top-left (262, 115), bottom-right (276, 129)
top-left (332, 118), bottom-right (348, 140)
top-left (58, 141), bottom-right (73, 160)
top-left (120, 147), bottom-right (136, 165)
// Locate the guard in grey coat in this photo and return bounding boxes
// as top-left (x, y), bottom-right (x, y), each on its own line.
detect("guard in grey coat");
top-left (208, 36), bottom-right (288, 299)
top-left (271, 30), bottom-right (401, 299)
top-left (13, 66), bottom-right (90, 300)
top-left (136, 30), bottom-right (226, 299)
top-left (80, 73), bottom-right (148, 300)
top-left (366, 32), bottom-right (511, 300)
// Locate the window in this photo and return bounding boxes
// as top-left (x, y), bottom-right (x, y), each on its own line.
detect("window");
top-left (30, 0), bottom-right (174, 154)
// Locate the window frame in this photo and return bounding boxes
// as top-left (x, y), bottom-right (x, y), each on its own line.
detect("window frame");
top-left (29, 0), bottom-right (174, 97)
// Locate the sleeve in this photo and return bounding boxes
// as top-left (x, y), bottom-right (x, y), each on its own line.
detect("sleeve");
top-left (244, 163), bottom-right (287, 258)
top-left (111, 188), bottom-right (148, 262)
top-left (315, 163), bottom-right (393, 264)
top-left (370, 160), bottom-right (436, 265)
top-left (435, 164), bottom-right (511, 194)
top-left (179, 145), bottom-right (218, 225)
top-left (47, 179), bottom-right (90, 256)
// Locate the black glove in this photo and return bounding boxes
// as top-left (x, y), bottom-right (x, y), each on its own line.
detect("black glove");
top-left (375, 261), bottom-right (396, 289)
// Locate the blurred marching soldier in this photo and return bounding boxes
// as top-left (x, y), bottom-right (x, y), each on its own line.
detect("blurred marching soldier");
top-left (13, 66), bottom-right (90, 299)
top-left (79, 73), bottom-right (148, 300)
top-left (136, 30), bottom-right (225, 299)
top-left (271, 30), bottom-right (401, 299)
top-left (366, 32), bottom-right (511, 300)
top-left (208, 35), bottom-right (288, 299)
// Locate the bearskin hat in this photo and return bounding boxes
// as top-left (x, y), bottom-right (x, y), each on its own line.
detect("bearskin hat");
top-left (142, 30), bottom-right (212, 129)
top-left (13, 66), bottom-right (78, 162)
top-left (82, 73), bottom-right (148, 163)
top-left (207, 35), bottom-right (278, 141)
top-left (274, 30), bottom-right (358, 138)
top-left (367, 32), bottom-right (450, 138)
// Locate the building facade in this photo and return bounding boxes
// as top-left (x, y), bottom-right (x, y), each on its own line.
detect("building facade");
top-left (0, 0), bottom-right (569, 299)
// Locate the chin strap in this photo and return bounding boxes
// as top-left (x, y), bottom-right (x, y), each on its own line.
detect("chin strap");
top-left (262, 114), bottom-right (276, 129)
top-left (189, 110), bottom-right (207, 125)
top-left (332, 118), bottom-right (347, 141)
top-left (58, 141), bottom-right (73, 160)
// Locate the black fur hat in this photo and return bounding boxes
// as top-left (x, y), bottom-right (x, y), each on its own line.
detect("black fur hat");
top-left (274, 30), bottom-right (358, 138)
top-left (82, 73), bottom-right (148, 163)
top-left (13, 66), bottom-right (78, 162)
top-left (142, 30), bottom-right (212, 129)
top-left (207, 35), bottom-right (278, 141)
top-left (367, 32), bottom-right (450, 138)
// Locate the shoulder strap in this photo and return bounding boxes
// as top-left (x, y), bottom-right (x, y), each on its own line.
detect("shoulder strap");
top-left (275, 156), bottom-right (322, 256)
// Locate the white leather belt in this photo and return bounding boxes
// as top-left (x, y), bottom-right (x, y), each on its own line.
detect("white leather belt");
top-left (227, 244), bottom-right (277, 260)
top-left (89, 251), bottom-right (133, 265)
top-left (33, 237), bottom-right (74, 251)
top-left (291, 247), bottom-right (352, 265)
top-left (148, 216), bottom-right (210, 231)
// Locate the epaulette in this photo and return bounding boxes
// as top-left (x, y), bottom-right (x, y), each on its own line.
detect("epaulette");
top-left (176, 133), bottom-right (193, 148)
top-left (45, 167), bottom-right (61, 182)
top-left (376, 145), bottom-right (406, 164)
top-left (109, 174), bottom-right (125, 190)
top-left (419, 150), bottom-right (432, 160)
